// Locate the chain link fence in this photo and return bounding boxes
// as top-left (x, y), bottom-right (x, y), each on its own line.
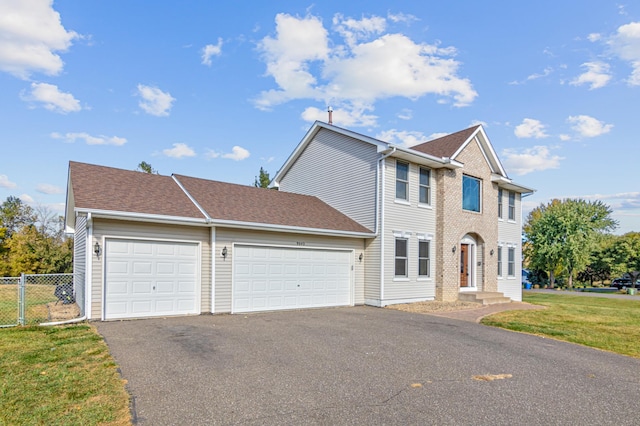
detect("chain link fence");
top-left (0, 273), bottom-right (83, 327)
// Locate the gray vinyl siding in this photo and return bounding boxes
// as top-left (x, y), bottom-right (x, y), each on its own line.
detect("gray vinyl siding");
top-left (213, 228), bottom-right (365, 313)
top-left (89, 219), bottom-right (211, 319)
top-left (73, 215), bottom-right (87, 316)
top-left (278, 128), bottom-right (378, 231)
top-left (498, 191), bottom-right (523, 301)
top-left (382, 157), bottom-right (437, 302)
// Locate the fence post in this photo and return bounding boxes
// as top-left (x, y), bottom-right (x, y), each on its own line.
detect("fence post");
top-left (19, 273), bottom-right (26, 326)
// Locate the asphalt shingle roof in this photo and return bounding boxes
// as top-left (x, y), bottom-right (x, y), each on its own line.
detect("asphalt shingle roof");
top-left (410, 125), bottom-right (480, 158)
top-left (174, 174), bottom-right (371, 233)
top-left (69, 161), bottom-right (205, 219)
top-left (69, 161), bottom-right (372, 234)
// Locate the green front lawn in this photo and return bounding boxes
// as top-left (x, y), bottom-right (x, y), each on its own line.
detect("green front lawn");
top-left (482, 293), bottom-right (640, 358)
top-left (0, 325), bottom-right (130, 425)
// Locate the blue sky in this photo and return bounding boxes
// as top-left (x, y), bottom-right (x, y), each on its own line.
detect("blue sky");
top-left (1, 1), bottom-right (639, 233)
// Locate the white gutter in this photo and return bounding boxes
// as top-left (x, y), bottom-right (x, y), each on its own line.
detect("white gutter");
top-left (378, 147), bottom-right (396, 302)
top-left (207, 218), bottom-right (374, 238)
top-left (74, 208), bottom-right (209, 226)
top-left (75, 209), bottom-right (373, 238)
top-left (85, 212), bottom-right (93, 319)
top-left (210, 226), bottom-right (216, 314)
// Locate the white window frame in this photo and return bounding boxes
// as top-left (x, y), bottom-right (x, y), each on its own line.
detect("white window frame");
top-left (462, 174), bottom-right (482, 213)
top-left (419, 167), bottom-right (431, 206)
top-left (394, 238), bottom-right (408, 278)
top-left (498, 188), bottom-right (503, 219)
top-left (396, 161), bottom-right (409, 202)
top-left (497, 246), bottom-right (503, 277)
top-left (508, 247), bottom-right (515, 277)
top-left (418, 239), bottom-right (430, 278)
top-left (508, 191), bottom-right (516, 221)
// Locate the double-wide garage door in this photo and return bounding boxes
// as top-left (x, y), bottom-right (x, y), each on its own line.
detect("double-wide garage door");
top-left (233, 245), bottom-right (352, 313)
top-left (104, 239), bottom-right (199, 320)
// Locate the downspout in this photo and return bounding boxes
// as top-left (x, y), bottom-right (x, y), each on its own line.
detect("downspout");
top-left (85, 212), bottom-right (93, 320)
top-left (377, 147), bottom-right (396, 304)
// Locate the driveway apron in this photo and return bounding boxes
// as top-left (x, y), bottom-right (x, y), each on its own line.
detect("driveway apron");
top-left (96, 306), bottom-right (640, 425)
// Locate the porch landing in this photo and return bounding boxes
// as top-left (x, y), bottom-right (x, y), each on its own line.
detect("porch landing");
top-left (458, 291), bottom-right (511, 305)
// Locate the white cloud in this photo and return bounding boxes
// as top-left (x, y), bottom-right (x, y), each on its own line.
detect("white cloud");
top-left (387, 12), bottom-right (418, 24)
top-left (569, 62), bottom-right (611, 89)
top-left (21, 82), bottom-right (81, 113)
top-left (19, 193), bottom-right (34, 203)
top-left (36, 183), bottom-right (62, 194)
top-left (508, 67), bottom-right (553, 85)
top-left (0, 174), bottom-right (17, 189)
top-left (205, 146), bottom-right (250, 161)
top-left (514, 118), bottom-right (549, 139)
top-left (255, 13), bottom-right (477, 126)
top-left (608, 21), bottom-right (640, 86)
top-left (567, 115), bottom-right (613, 138)
top-left (136, 84), bottom-right (175, 116)
top-left (559, 134), bottom-right (571, 141)
top-left (162, 143), bottom-right (195, 158)
top-left (300, 105), bottom-right (377, 127)
top-left (502, 146), bottom-right (563, 175)
top-left (587, 33), bottom-right (602, 42)
top-left (470, 119), bottom-right (487, 128)
top-left (397, 108), bottom-right (413, 120)
top-left (50, 132), bottom-right (127, 146)
top-left (201, 38), bottom-right (223, 66)
top-left (223, 146), bottom-right (250, 161)
top-left (332, 14), bottom-right (386, 47)
top-left (0, 0), bottom-right (79, 78)
top-left (376, 129), bottom-right (429, 147)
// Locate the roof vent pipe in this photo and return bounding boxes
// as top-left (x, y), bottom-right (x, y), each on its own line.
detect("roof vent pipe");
top-left (327, 106), bottom-right (333, 125)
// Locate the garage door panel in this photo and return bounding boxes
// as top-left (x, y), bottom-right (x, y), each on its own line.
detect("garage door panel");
top-left (105, 239), bottom-right (199, 320)
top-left (233, 245), bottom-right (352, 313)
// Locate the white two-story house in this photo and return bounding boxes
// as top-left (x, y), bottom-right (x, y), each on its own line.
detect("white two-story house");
top-left (65, 121), bottom-right (533, 320)
top-left (274, 122), bottom-right (534, 305)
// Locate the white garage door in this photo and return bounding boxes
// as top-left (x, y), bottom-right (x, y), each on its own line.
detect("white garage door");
top-left (233, 245), bottom-right (352, 313)
top-left (104, 239), bottom-right (199, 320)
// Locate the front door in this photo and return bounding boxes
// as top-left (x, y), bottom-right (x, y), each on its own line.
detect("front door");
top-left (460, 244), bottom-right (469, 287)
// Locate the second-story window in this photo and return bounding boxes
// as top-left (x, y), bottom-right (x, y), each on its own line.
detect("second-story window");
top-left (508, 191), bottom-right (516, 221)
top-left (462, 175), bottom-right (481, 212)
top-left (396, 161), bottom-right (409, 201)
top-left (498, 188), bottom-right (503, 219)
top-left (419, 167), bottom-right (431, 205)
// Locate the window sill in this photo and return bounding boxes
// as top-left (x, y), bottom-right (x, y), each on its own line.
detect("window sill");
top-left (507, 219), bottom-right (517, 224)
top-left (393, 277), bottom-right (410, 282)
top-left (417, 277), bottom-right (432, 281)
top-left (418, 203), bottom-right (432, 209)
top-left (394, 199), bottom-right (410, 206)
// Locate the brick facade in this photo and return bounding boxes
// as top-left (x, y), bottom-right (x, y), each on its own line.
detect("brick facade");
top-left (435, 138), bottom-right (499, 301)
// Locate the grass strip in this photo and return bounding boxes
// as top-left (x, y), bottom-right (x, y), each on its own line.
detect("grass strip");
top-left (0, 324), bottom-right (130, 425)
top-left (482, 293), bottom-right (640, 358)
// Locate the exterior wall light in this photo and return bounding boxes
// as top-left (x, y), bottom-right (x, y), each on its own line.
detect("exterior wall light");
top-left (359, 253), bottom-right (363, 262)
top-left (490, 249), bottom-right (495, 256)
top-left (221, 246), bottom-right (228, 259)
top-left (94, 241), bottom-right (101, 258)
top-left (452, 246), bottom-right (456, 253)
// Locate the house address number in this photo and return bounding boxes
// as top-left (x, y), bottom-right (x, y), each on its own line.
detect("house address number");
top-left (296, 242), bottom-right (306, 246)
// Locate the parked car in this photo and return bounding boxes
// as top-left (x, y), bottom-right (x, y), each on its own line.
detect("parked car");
top-left (611, 278), bottom-right (640, 289)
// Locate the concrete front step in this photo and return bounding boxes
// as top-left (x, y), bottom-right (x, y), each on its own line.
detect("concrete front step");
top-left (458, 291), bottom-right (511, 305)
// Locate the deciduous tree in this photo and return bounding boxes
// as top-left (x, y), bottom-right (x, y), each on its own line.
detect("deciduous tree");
top-left (524, 199), bottom-right (617, 288)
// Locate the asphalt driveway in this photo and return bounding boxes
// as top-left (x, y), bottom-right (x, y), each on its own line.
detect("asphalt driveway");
top-left (96, 306), bottom-right (640, 425)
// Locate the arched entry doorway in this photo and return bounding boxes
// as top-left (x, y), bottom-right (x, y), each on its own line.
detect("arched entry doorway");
top-left (459, 234), bottom-right (479, 291)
